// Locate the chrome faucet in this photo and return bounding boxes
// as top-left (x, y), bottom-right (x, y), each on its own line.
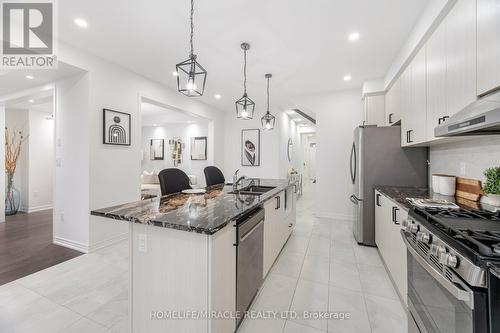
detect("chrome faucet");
top-left (233, 175), bottom-right (247, 191)
top-left (232, 169), bottom-right (240, 185)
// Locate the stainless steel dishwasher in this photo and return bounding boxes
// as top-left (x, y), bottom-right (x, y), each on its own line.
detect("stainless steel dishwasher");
top-left (235, 207), bottom-right (264, 329)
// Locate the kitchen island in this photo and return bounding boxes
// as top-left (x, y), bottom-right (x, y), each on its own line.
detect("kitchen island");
top-left (91, 178), bottom-right (297, 333)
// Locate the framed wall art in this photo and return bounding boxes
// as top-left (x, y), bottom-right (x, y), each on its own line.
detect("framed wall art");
top-left (241, 129), bottom-right (260, 166)
top-left (191, 136), bottom-right (207, 160)
top-left (150, 139), bottom-right (164, 160)
top-left (103, 109), bottom-right (131, 146)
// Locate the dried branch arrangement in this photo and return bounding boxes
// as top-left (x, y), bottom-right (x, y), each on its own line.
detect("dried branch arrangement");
top-left (5, 127), bottom-right (28, 176)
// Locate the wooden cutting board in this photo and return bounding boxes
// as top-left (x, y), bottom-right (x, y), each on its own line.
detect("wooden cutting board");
top-left (455, 177), bottom-right (483, 202)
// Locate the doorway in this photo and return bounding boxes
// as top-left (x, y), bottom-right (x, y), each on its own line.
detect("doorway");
top-left (139, 97), bottom-right (212, 198)
top-left (0, 90), bottom-right (81, 285)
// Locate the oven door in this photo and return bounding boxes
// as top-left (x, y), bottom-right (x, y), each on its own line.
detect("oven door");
top-left (402, 230), bottom-right (488, 333)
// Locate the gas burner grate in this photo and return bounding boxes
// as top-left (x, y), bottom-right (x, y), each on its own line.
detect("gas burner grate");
top-left (426, 207), bottom-right (500, 220)
top-left (454, 229), bottom-right (500, 257)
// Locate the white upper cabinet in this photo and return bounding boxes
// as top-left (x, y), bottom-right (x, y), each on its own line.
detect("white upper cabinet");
top-left (363, 94), bottom-right (386, 127)
top-left (445, 0), bottom-right (477, 114)
top-left (385, 77), bottom-right (401, 126)
top-left (402, 47), bottom-right (427, 147)
top-left (477, 0), bottom-right (500, 96)
top-left (426, 18), bottom-right (447, 141)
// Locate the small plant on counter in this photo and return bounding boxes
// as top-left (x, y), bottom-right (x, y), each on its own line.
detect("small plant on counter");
top-left (484, 167), bottom-right (500, 195)
top-left (483, 167), bottom-right (500, 207)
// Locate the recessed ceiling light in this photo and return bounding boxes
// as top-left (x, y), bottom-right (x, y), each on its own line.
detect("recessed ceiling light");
top-left (28, 99), bottom-right (34, 103)
top-left (214, 94), bottom-right (221, 99)
top-left (40, 85), bottom-right (52, 91)
top-left (343, 75), bottom-right (352, 81)
top-left (293, 118), bottom-right (302, 122)
top-left (348, 32), bottom-right (360, 42)
top-left (152, 124), bottom-right (158, 127)
top-left (286, 110), bottom-right (295, 115)
top-left (25, 75), bottom-right (34, 80)
top-left (172, 71), bottom-right (179, 76)
top-left (74, 18), bottom-right (88, 28)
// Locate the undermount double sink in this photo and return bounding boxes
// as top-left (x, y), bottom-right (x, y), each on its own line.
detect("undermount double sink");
top-left (229, 185), bottom-right (276, 196)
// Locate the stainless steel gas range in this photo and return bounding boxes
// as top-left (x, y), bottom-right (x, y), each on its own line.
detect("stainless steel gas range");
top-left (401, 206), bottom-right (500, 333)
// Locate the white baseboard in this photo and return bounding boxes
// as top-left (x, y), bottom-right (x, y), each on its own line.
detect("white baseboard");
top-left (19, 205), bottom-right (53, 214)
top-left (314, 211), bottom-right (355, 221)
top-left (88, 232), bottom-right (129, 253)
top-left (53, 237), bottom-right (89, 253)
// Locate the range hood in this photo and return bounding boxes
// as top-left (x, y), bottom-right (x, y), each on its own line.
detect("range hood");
top-left (435, 89), bottom-right (500, 137)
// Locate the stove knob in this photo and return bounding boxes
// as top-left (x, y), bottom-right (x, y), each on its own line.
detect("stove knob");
top-left (439, 252), bottom-right (449, 265)
top-left (430, 244), bottom-right (439, 256)
top-left (409, 224), bottom-right (419, 234)
top-left (446, 254), bottom-right (458, 268)
top-left (431, 245), bottom-right (446, 257)
top-left (417, 232), bottom-right (431, 244)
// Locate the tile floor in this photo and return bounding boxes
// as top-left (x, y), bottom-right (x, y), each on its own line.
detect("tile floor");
top-left (0, 182), bottom-right (408, 333)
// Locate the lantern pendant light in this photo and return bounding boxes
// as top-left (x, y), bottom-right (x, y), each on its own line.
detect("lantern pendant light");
top-left (261, 73), bottom-right (276, 130)
top-left (235, 42), bottom-right (255, 119)
top-left (175, 0), bottom-right (207, 97)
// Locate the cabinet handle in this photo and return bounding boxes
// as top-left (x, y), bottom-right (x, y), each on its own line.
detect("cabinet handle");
top-left (392, 206), bottom-right (400, 225)
top-left (376, 194), bottom-right (381, 207)
top-left (275, 196), bottom-right (279, 210)
top-left (407, 130), bottom-right (414, 143)
top-left (388, 113), bottom-right (394, 124)
top-left (278, 196), bottom-right (281, 209)
top-left (438, 116), bottom-right (450, 125)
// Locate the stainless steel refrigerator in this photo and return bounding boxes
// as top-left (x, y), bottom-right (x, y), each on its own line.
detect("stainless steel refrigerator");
top-left (350, 125), bottom-right (428, 246)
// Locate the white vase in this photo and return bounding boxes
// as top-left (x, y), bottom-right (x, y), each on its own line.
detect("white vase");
top-left (485, 194), bottom-right (500, 207)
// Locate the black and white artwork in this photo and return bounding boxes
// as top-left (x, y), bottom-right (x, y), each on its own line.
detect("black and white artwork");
top-left (103, 109), bottom-right (131, 145)
top-left (241, 129), bottom-right (260, 166)
top-left (191, 136), bottom-right (207, 160)
top-left (150, 139), bottom-right (164, 160)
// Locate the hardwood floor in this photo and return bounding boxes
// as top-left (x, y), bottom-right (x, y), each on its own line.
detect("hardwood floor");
top-left (0, 210), bottom-right (82, 286)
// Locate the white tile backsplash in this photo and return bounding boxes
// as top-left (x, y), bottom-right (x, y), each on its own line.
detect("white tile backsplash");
top-left (429, 137), bottom-right (500, 183)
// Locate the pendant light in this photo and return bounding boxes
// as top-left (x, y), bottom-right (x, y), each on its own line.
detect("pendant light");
top-left (175, 0), bottom-right (207, 97)
top-left (235, 42), bottom-right (255, 119)
top-left (261, 73), bottom-right (276, 130)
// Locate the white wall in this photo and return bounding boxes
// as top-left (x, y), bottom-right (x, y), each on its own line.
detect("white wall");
top-left (141, 122), bottom-right (209, 187)
top-left (223, 114), bottom-right (280, 181)
top-left (0, 106), bottom-right (5, 222)
top-left (5, 108), bottom-right (29, 211)
top-left (429, 137), bottom-right (500, 186)
top-left (5, 105), bottom-right (54, 213)
top-left (54, 75), bottom-right (91, 252)
top-left (278, 112), bottom-right (302, 179)
top-left (28, 103), bottom-right (54, 212)
top-left (57, 42), bottom-right (225, 252)
top-left (222, 111), bottom-right (303, 182)
top-left (291, 89), bottom-right (363, 220)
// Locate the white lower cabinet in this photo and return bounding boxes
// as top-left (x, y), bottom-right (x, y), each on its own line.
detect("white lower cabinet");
top-left (374, 190), bottom-right (408, 306)
top-left (263, 190), bottom-right (288, 277)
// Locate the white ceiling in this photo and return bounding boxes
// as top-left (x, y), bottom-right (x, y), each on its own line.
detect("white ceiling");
top-left (59, 0), bottom-right (429, 114)
top-left (141, 102), bottom-right (207, 127)
top-left (0, 62), bottom-right (84, 98)
top-left (5, 91), bottom-right (53, 110)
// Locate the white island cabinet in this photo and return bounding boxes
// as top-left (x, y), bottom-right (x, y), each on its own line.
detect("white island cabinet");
top-left (131, 221), bottom-right (237, 333)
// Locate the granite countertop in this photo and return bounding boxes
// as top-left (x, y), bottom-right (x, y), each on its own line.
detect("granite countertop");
top-left (91, 178), bottom-right (294, 235)
top-left (375, 185), bottom-right (499, 212)
top-left (374, 185), bottom-right (431, 211)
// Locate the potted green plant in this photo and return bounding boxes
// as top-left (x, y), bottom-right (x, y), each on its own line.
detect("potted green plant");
top-left (483, 166), bottom-right (500, 207)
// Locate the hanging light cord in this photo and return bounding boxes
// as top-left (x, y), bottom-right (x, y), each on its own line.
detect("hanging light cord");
top-left (266, 76), bottom-right (270, 113)
top-left (243, 49), bottom-right (247, 94)
top-left (189, 0), bottom-right (194, 57)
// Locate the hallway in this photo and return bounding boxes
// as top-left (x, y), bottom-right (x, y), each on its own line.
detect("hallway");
top-left (0, 210), bottom-right (82, 286)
